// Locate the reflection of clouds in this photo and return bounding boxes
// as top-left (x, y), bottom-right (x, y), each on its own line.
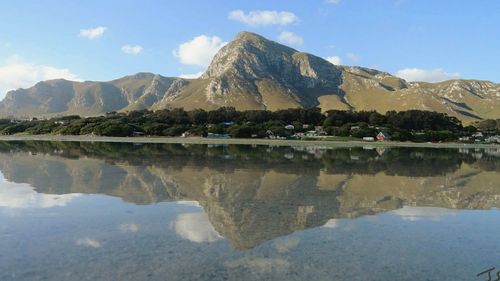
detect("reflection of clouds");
top-left (275, 237), bottom-right (300, 253)
top-left (0, 174), bottom-right (80, 209)
top-left (322, 219), bottom-right (339, 228)
top-left (76, 237), bottom-right (101, 248)
top-left (225, 257), bottom-right (290, 273)
top-left (392, 206), bottom-right (459, 221)
top-left (119, 223), bottom-right (139, 233)
top-left (175, 212), bottom-right (222, 243)
top-left (176, 200), bottom-right (201, 208)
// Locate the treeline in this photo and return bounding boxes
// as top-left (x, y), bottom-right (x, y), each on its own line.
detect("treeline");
top-left (0, 141), bottom-right (489, 177)
top-left (0, 107), bottom-right (473, 142)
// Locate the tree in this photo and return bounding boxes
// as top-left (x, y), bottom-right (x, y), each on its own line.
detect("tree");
top-left (188, 109), bottom-right (208, 125)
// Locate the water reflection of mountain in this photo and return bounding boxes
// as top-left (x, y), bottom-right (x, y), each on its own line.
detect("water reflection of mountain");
top-left (0, 141), bottom-right (499, 249)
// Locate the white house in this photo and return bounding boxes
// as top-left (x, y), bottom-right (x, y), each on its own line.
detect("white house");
top-left (472, 132), bottom-right (484, 138)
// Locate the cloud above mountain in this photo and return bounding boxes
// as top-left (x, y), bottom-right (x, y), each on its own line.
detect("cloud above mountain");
top-left (278, 31), bottom-right (303, 46)
top-left (346, 52), bottom-right (361, 62)
top-left (179, 71), bottom-right (204, 79)
top-left (229, 10), bottom-right (299, 26)
top-left (325, 56), bottom-right (342, 65)
top-left (79, 26), bottom-right (107, 39)
top-left (121, 45), bottom-right (143, 55)
top-left (0, 55), bottom-right (80, 99)
top-left (173, 35), bottom-right (227, 67)
top-left (396, 68), bottom-right (461, 82)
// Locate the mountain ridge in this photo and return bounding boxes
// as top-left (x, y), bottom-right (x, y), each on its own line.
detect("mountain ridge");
top-left (1, 31), bottom-right (499, 123)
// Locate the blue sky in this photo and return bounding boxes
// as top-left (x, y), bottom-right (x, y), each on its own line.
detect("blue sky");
top-left (0, 0), bottom-right (499, 98)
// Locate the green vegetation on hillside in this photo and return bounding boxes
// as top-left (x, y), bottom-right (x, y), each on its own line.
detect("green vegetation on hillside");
top-left (0, 107), bottom-right (482, 143)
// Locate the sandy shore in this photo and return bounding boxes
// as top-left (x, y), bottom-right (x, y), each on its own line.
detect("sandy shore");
top-left (0, 134), bottom-right (498, 149)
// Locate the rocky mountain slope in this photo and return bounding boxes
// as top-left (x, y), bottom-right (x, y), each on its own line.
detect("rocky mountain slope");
top-left (1, 31), bottom-right (499, 122)
top-left (0, 73), bottom-right (184, 117)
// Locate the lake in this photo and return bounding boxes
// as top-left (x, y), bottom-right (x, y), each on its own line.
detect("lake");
top-left (0, 141), bottom-right (499, 281)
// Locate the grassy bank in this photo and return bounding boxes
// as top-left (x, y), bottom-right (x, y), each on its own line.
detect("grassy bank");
top-left (0, 134), bottom-right (498, 149)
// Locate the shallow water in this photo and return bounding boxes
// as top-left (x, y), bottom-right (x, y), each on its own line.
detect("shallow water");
top-left (0, 141), bottom-right (499, 281)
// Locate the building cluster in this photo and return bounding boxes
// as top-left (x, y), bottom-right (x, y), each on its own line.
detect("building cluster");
top-left (459, 132), bottom-right (500, 144)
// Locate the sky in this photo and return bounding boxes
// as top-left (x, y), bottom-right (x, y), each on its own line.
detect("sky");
top-left (0, 0), bottom-right (499, 99)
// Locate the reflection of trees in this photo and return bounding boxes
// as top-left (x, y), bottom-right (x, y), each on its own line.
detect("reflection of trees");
top-left (0, 141), bottom-right (499, 249)
top-left (0, 141), bottom-right (494, 176)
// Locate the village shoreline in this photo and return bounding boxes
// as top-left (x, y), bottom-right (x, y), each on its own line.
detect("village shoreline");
top-left (0, 134), bottom-right (499, 149)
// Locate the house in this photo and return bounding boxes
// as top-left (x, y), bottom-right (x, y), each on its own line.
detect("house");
top-left (350, 126), bottom-right (360, 131)
top-left (363, 137), bottom-right (375, 142)
top-left (284, 124), bottom-right (295, 130)
top-left (376, 131), bottom-right (391, 141)
top-left (472, 132), bottom-right (484, 138)
top-left (485, 136), bottom-right (500, 144)
top-left (315, 126), bottom-right (326, 136)
top-left (306, 130), bottom-right (318, 137)
top-left (10, 118), bottom-right (36, 123)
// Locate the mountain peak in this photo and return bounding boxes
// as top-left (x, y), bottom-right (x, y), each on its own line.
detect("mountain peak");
top-left (0, 32), bottom-right (499, 122)
top-left (234, 31), bottom-right (267, 41)
top-left (201, 31), bottom-right (302, 80)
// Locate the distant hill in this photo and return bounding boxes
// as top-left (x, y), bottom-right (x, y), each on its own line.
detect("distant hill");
top-left (0, 73), bottom-right (182, 117)
top-left (1, 31), bottom-right (500, 123)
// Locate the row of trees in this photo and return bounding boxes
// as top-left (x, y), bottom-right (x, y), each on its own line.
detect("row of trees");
top-left (0, 107), bottom-right (473, 142)
top-left (1, 141), bottom-right (489, 177)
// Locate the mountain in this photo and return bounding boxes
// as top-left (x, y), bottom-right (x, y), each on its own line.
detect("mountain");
top-left (0, 142), bottom-right (499, 249)
top-left (0, 73), bottom-right (184, 117)
top-left (1, 31), bottom-right (500, 122)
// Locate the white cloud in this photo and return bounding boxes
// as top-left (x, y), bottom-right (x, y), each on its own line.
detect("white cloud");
top-left (391, 206), bottom-right (459, 221)
top-left (119, 223), bottom-right (139, 233)
top-left (0, 55), bottom-right (80, 99)
top-left (278, 31), bottom-right (303, 46)
top-left (0, 171), bottom-right (80, 209)
top-left (78, 26), bottom-right (107, 40)
top-left (179, 71), bottom-right (204, 79)
top-left (229, 10), bottom-right (299, 26)
top-left (176, 200), bottom-right (201, 207)
top-left (121, 45), bottom-right (143, 55)
top-left (173, 35), bottom-right (227, 67)
top-left (175, 212), bottom-right (222, 243)
top-left (325, 56), bottom-right (342, 65)
top-left (395, 68), bottom-right (461, 82)
top-left (275, 237), bottom-right (300, 253)
top-left (322, 218), bottom-right (340, 228)
top-left (326, 0), bottom-right (341, 4)
top-left (76, 237), bottom-right (101, 248)
top-left (346, 52), bottom-right (361, 62)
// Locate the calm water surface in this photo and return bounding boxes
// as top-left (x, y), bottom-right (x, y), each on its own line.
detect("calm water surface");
top-left (0, 141), bottom-right (499, 281)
